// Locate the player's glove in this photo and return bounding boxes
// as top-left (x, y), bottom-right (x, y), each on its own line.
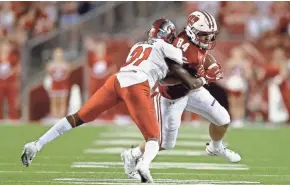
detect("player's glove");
top-left (205, 63), bottom-right (223, 83)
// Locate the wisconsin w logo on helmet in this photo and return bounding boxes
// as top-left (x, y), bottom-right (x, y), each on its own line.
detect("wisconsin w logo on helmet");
top-left (187, 15), bottom-right (200, 26)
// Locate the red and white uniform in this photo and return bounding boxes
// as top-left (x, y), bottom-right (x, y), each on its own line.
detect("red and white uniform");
top-left (154, 31), bottom-right (230, 150)
top-left (87, 42), bottom-right (118, 121)
top-left (0, 60), bottom-right (15, 80)
top-left (117, 38), bottom-right (183, 92)
top-left (226, 61), bottom-right (248, 96)
top-left (88, 49), bottom-right (113, 97)
top-left (0, 54), bottom-right (20, 120)
top-left (48, 62), bottom-right (70, 97)
top-left (77, 38), bottom-right (184, 140)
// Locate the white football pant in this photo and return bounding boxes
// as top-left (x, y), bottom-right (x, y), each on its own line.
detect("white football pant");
top-left (153, 87), bottom-right (230, 150)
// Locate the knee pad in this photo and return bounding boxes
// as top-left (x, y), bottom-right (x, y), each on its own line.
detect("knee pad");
top-left (211, 106), bottom-right (230, 126)
top-left (217, 108), bottom-right (231, 126)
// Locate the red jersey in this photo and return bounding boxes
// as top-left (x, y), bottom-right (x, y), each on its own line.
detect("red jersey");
top-left (88, 51), bottom-right (113, 79)
top-left (159, 31), bottom-right (208, 100)
top-left (0, 51), bottom-right (20, 83)
top-left (48, 61), bottom-right (70, 90)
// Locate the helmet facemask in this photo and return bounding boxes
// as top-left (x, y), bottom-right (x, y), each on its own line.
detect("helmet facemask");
top-left (196, 31), bottom-right (216, 50)
top-left (156, 25), bottom-right (176, 44)
top-left (148, 19), bottom-right (177, 44)
top-left (186, 25), bottom-right (217, 50)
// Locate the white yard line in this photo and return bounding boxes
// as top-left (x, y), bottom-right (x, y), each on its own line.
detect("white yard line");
top-left (58, 182), bottom-right (215, 185)
top-left (71, 162), bottom-right (248, 170)
top-left (71, 162), bottom-right (248, 167)
top-left (84, 147), bottom-right (207, 156)
top-left (71, 164), bottom-right (248, 170)
top-left (0, 162), bottom-right (70, 166)
top-left (0, 170), bottom-right (289, 177)
top-left (54, 178), bottom-right (261, 184)
top-left (0, 180), bottom-right (52, 183)
top-left (93, 139), bottom-right (206, 147)
top-left (99, 133), bottom-right (210, 140)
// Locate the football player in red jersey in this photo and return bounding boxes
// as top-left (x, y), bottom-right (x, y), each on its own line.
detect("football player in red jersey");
top-left (122, 11), bottom-right (241, 179)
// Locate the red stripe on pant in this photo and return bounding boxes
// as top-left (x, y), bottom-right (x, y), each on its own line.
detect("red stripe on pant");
top-left (156, 94), bottom-right (163, 147)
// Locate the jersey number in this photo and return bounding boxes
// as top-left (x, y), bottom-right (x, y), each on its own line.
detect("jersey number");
top-left (176, 38), bottom-right (190, 52)
top-left (124, 46), bottom-right (152, 67)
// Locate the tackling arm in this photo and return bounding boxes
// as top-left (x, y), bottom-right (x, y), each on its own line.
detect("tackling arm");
top-left (165, 58), bottom-right (207, 90)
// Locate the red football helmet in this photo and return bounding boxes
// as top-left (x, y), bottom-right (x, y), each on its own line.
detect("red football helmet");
top-left (148, 18), bottom-right (177, 44)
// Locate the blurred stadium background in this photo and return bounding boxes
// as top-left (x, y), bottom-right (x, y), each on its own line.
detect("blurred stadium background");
top-left (0, 1), bottom-right (289, 126)
top-left (1, 2), bottom-right (290, 185)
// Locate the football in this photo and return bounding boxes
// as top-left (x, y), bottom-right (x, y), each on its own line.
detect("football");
top-left (204, 53), bottom-right (218, 70)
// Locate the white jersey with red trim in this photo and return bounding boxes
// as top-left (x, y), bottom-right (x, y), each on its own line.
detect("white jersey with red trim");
top-left (116, 38), bottom-right (183, 90)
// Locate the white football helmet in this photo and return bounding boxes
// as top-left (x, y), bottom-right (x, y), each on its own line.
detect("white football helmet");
top-left (185, 11), bottom-right (218, 50)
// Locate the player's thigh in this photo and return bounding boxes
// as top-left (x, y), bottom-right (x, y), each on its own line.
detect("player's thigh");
top-left (185, 87), bottom-right (230, 126)
top-left (78, 75), bottom-right (121, 122)
top-left (122, 82), bottom-right (159, 140)
top-left (157, 94), bottom-right (187, 132)
top-left (156, 94), bottom-right (188, 149)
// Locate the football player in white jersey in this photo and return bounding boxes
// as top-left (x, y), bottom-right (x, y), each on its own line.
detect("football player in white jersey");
top-left (21, 18), bottom-right (207, 183)
top-left (121, 11), bottom-right (241, 180)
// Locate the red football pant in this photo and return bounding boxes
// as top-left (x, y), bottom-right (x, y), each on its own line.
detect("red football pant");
top-left (78, 74), bottom-right (160, 140)
top-left (0, 82), bottom-right (20, 120)
top-left (89, 76), bottom-right (118, 120)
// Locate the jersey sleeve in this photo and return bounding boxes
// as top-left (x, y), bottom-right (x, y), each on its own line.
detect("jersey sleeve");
top-left (161, 41), bottom-right (184, 65)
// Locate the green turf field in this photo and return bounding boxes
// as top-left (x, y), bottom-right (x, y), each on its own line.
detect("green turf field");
top-left (0, 123), bottom-right (289, 185)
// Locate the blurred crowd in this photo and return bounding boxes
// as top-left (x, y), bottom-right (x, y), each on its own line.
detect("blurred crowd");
top-left (0, 2), bottom-right (95, 121)
top-left (186, 1), bottom-right (290, 39)
top-left (0, 1), bottom-right (289, 126)
top-left (0, 2), bottom-right (95, 43)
